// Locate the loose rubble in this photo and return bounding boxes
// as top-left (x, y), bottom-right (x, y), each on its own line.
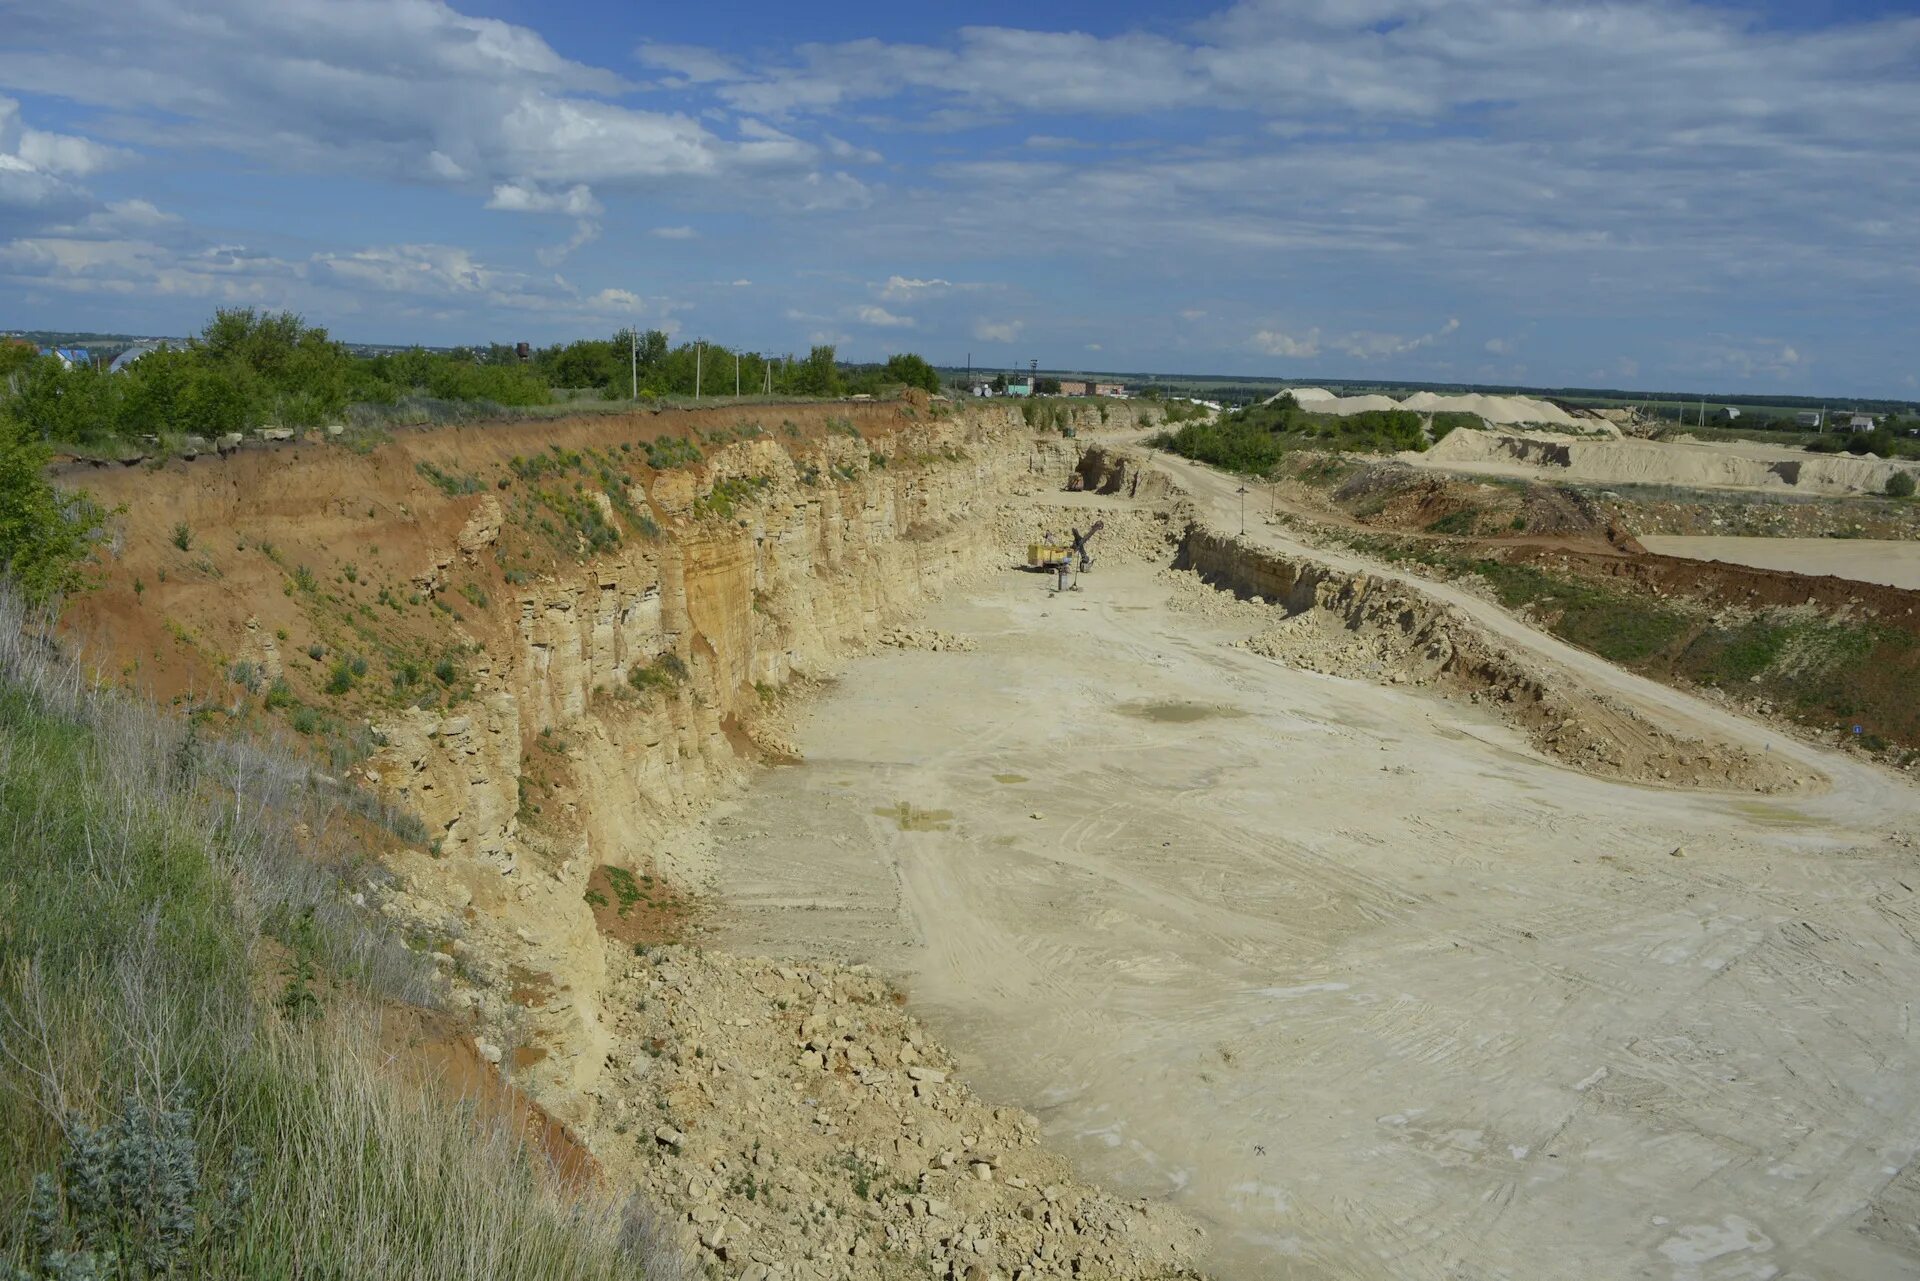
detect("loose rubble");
top-left (878, 627), bottom-right (977, 653)
top-left (590, 946), bottom-right (1204, 1281)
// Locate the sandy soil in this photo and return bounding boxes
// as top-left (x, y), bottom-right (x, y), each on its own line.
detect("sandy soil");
top-left (703, 468), bottom-right (1920, 1279)
top-left (1641, 535), bottom-right (1920, 591)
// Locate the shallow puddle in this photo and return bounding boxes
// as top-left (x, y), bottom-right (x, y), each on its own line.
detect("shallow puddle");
top-left (1722, 799), bottom-right (1817, 827)
top-left (1119, 700), bottom-right (1248, 724)
top-left (874, 802), bottom-right (955, 831)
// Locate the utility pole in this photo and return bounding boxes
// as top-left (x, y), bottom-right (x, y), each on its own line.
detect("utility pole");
top-left (1237, 485), bottom-right (1248, 536)
top-left (695, 341), bottom-right (703, 400)
top-left (629, 323), bottom-right (637, 400)
top-left (735, 351), bottom-right (741, 399)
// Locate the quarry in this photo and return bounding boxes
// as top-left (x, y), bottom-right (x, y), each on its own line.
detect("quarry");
top-left (46, 397), bottom-right (1920, 1280)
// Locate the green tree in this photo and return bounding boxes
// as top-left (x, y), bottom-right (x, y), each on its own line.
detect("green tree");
top-left (789, 344), bottom-right (843, 397)
top-left (881, 353), bottom-right (942, 394)
top-left (0, 413), bottom-right (104, 603)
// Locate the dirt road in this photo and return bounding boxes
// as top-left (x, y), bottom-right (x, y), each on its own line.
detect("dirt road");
top-left (704, 465), bottom-right (1920, 1279)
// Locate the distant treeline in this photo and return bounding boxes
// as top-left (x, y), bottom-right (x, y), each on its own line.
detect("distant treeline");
top-left (0, 308), bottom-right (944, 447)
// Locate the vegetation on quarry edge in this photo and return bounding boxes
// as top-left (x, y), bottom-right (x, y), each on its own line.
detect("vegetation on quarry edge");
top-left (0, 586), bottom-right (684, 1275)
top-left (0, 307), bottom-right (946, 452)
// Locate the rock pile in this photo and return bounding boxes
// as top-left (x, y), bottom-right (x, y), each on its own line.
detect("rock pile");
top-left (878, 627), bottom-right (977, 653)
top-left (591, 946), bottom-right (1204, 1281)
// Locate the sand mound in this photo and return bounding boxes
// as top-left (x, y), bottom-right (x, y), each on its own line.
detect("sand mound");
top-left (1264, 386), bottom-right (1590, 428)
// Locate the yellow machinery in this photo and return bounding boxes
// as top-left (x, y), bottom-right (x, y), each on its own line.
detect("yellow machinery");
top-left (1027, 540), bottom-right (1072, 569)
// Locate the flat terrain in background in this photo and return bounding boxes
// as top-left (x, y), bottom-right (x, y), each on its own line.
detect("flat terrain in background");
top-left (1641, 535), bottom-right (1920, 591)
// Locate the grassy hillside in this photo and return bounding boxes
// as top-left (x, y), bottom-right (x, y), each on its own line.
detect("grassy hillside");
top-left (0, 589), bottom-right (680, 1279)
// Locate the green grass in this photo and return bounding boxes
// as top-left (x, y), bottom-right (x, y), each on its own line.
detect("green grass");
top-left (0, 588), bottom-right (682, 1279)
top-left (1469, 560), bottom-right (1691, 665)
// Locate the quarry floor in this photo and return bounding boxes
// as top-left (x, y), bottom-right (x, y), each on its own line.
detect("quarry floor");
top-left (1639, 534), bottom-right (1920, 591)
top-left (704, 484), bottom-right (1920, 1279)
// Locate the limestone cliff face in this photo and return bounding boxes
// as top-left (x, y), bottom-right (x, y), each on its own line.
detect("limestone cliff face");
top-left (58, 391), bottom-right (1149, 1122)
top-left (367, 403), bottom-right (1124, 1118)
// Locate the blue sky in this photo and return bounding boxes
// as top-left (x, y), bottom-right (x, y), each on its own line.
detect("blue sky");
top-left (1, 0), bottom-right (1915, 396)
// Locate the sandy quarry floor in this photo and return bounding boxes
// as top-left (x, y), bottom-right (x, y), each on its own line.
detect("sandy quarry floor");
top-left (1641, 535), bottom-right (1920, 591)
top-left (699, 448), bottom-right (1920, 1279)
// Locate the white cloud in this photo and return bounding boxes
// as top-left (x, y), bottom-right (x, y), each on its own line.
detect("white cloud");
top-left (854, 304), bottom-right (914, 328)
top-left (880, 274), bottom-right (953, 300)
top-left (636, 42), bottom-right (744, 85)
top-left (0, 1), bottom-right (822, 205)
top-left (1688, 336), bottom-right (1808, 381)
top-left (973, 318), bottom-right (1023, 343)
top-left (1484, 337), bottom-right (1513, 355)
top-left (1334, 317), bottom-right (1460, 360)
top-left (487, 183), bottom-right (602, 216)
top-left (535, 219), bottom-right (600, 267)
top-left (651, 226), bottom-right (698, 239)
top-left (1250, 328), bottom-right (1321, 358)
top-left (1086, 342), bottom-right (1103, 351)
top-left (731, 278), bottom-right (751, 287)
top-left (1179, 308), bottom-right (1208, 321)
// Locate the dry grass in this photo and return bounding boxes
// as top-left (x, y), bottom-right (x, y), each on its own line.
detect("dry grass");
top-left (0, 586), bottom-right (686, 1278)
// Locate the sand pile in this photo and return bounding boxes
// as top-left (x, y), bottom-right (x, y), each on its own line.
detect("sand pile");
top-left (1267, 386), bottom-right (1589, 428)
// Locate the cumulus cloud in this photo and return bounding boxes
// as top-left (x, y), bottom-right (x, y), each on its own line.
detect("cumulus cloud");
top-left (1334, 318), bottom-right (1460, 360)
top-left (973, 318), bottom-right (1023, 343)
top-left (651, 226), bottom-right (698, 240)
top-left (0, 1), bottom-right (820, 203)
top-left (487, 183), bottom-right (602, 216)
top-left (1250, 328), bottom-right (1321, 358)
top-left (879, 275), bottom-right (953, 300)
top-left (0, 98), bottom-right (125, 227)
top-left (854, 304), bottom-right (914, 328)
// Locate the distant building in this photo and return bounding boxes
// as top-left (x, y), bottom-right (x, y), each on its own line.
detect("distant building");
top-left (108, 344), bottom-right (166, 374)
top-left (1848, 413), bottom-right (1877, 433)
top-left (1056, 379), bottom-right (1091, 396)
top-left (1717, 406), bottom-right (1742, 420)
top-left (1794, 410), bottom-right (1824, 429)
top-left (1005, 377), bottom-right (1034, 398)
top-left (39, 346), bottom-right (91, 369)
top-left (1093, 382), bottom-right (1127, 398)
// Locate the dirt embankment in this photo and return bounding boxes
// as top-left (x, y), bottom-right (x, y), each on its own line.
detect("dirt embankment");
top-left (1233, 451), bottom-right (1920, 760)
top-left (1172, 528), bottom-right (1802, 791)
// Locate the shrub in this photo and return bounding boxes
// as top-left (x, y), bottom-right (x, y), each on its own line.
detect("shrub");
top-left (1888, 471), bottom-right (1916, 498)
top-left (0, 416), bottom-right (104, 605)
top-left (627, 653), bottom-right (688, 694)
top-left (171, 522), bottom-right (193, 551)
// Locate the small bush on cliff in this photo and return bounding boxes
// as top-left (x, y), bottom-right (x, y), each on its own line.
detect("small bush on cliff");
top-left (1887, 471), bottom-right (1916, 499)
top-left (627, 653), bottom-right (688, 695)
